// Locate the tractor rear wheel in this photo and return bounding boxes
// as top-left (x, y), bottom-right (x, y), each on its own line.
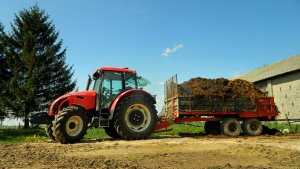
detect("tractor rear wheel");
top-left (53, 107), bottom-right (88, 144)
top-left (204, 121), bottom-right (221, 135)
top-left (104, 124), bottom-right (121, 139)
top-left (45, 123), bottom-right (56, 141)
top-left (114, 95), bottom-right (158, 140)
top-left (221, 118), bottom-right (241, 136)
top-left (242, 118), bottom-right (262, 136)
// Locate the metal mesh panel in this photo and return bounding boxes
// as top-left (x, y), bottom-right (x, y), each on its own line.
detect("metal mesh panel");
top-left (164, 75), bottom-right (179, 120)
top-left (164, 75), bottom-right (178, 100)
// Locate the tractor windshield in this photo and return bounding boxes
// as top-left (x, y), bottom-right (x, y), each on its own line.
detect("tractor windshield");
top-left (91, 70), bottom-right (103, 93)
top-left (93, 78), bottom-right (101, 92)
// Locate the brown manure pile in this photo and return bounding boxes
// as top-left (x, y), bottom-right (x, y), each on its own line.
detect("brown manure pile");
top-left (178, 77), bottom-right (265, 104)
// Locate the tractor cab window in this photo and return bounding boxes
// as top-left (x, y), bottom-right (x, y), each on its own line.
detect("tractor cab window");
top-left (125, 73), bottom-right (137, 90)
top-left (137, 76), bottom-right (151, 88)
top-left (101, 71), bottom-right (123, 108)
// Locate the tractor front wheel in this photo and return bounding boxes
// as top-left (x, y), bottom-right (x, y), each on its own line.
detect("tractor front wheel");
top-left (114, 95), bottom-right (158, 140)
top-left (45, 123), bottom-right (56, 141)
top-left (53, 107), bottom-right (88, 144)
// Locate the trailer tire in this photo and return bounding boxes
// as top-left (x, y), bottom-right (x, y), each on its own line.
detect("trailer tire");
top-left (104, 124), bottom-right (121, 139)
top-left (204, 121), bottom-right (221, 135)
top-left (221, 118), bottom-right (241, 136)
top-left (242, 118), bottom-right (262, 136)
top-left (114, 95), bottom-right (158, 140)
top-left (53, 107), bottom-right (88, 144)
top-left (45, 123), bottom-right (56, 141)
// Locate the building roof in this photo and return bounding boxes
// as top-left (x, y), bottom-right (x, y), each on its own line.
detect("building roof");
top-left (237, 55), bottom-right (300, 82)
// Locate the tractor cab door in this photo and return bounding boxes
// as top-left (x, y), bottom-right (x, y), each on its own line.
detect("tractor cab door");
top-left (100, 71), bottom-right (124, 108)
top-left (95, 70), bottom-right (138, 111)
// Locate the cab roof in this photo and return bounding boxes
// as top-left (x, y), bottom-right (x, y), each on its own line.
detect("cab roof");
top-left (94, 67), bottom-right (136, 74)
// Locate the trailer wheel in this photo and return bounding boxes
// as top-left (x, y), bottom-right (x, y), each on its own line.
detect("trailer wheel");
top-left (45, 123), bottom-right (56, 141)
top-left (104, 124), bottom-right (121, 139)
top-left (221, 118), bottom-right (241, 136)
top-left (53, 107), bottom-right (88, 144)
top-left (242, 118), bottom-right (262, 136)
top-left (114, 95), bottom-right (158, 140)
top-left (204, 121), bottom-right (221, 135)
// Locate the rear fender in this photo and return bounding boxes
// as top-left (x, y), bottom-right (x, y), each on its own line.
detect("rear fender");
top-left (108, 89), bottom-right (156, 120)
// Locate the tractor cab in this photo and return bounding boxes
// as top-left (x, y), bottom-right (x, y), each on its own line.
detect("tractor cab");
top-left (87, 67), bottom-right (150, 109)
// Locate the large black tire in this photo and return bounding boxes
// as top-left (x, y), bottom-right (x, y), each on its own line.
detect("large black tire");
top-left (221, 118), bottom-right (241, 136)
top-left (114, 95), bottom-right (158, 140)
top-left (53, 107), bottom-right (88, 144)
top-left (204, 121), bottom-right (221, 135)
top-left (45, 123), bottom-right (56, 141)
top-left (242, 118), bottom-right (263, 136)
top-left (104, 124), bottom-right (121, 139)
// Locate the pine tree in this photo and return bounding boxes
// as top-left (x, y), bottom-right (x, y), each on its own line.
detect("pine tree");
top-left (0, 23), bottom-right (10, 120)
top-left (5, 5), bottom-right (76, 128)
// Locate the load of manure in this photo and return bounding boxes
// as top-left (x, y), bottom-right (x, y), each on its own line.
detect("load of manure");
top-left (178, 77), bottom-right (265, 103)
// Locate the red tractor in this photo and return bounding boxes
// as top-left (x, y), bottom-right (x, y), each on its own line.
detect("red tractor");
top-left (45, 67), bottom-right (158, 143)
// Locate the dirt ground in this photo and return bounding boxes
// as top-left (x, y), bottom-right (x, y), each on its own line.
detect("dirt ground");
top-left (1, 134), bottom-right (300, 169)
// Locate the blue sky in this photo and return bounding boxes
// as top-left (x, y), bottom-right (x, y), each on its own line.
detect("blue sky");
top-left (1, 0), bottom-right (300, 111)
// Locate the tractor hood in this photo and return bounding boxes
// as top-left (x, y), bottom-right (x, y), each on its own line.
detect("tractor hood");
top-left (56, 91), bottom-right (96, 99)
top-left (49, 91), bottom-right (97, 116)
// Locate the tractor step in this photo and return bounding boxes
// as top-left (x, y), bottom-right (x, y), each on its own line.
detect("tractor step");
top-left (91, 117), bottom-right (110, 127)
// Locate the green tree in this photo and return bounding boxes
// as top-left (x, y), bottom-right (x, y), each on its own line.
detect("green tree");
top-left (5, 5), bottom-right (76, 128)
top-left (0, 23), bottom-right (10, 120)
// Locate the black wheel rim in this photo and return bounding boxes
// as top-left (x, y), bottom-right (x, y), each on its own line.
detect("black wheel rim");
top-left (128, 110), bottom-right (145, 125)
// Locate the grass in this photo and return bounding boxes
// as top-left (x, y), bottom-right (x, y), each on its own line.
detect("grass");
top-left (153, 122), bottom-right (205, 136)
top-left (84, 128), bottom-right (109, 139)
top-left (264, 121), bottom-right (300, 133)
top-left (0, 128), bottom-right (48, 144)
top-left (0, 127), bottom-right (110, 144)
top-left (0, 121), bottom-right (299, 144)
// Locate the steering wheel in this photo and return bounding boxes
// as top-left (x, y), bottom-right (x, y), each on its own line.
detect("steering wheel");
top-left (102, 87), bottom-right (111, 97)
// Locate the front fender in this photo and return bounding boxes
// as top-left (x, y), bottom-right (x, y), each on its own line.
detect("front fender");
top-left (108, 89), bottom-right (156, 120)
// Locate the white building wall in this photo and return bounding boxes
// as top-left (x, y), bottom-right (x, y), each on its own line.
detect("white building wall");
top-left (255, 72), bottom-right (300, 119)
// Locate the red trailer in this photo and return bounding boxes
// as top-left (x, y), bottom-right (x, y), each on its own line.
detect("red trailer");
top-left (155, 75), bottom-right (279, 136)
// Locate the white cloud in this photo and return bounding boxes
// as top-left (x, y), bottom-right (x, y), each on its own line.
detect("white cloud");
top-left (161, 43), bottom-right (184, 57)
top-left (157, 81), bottom-right (164, 86)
